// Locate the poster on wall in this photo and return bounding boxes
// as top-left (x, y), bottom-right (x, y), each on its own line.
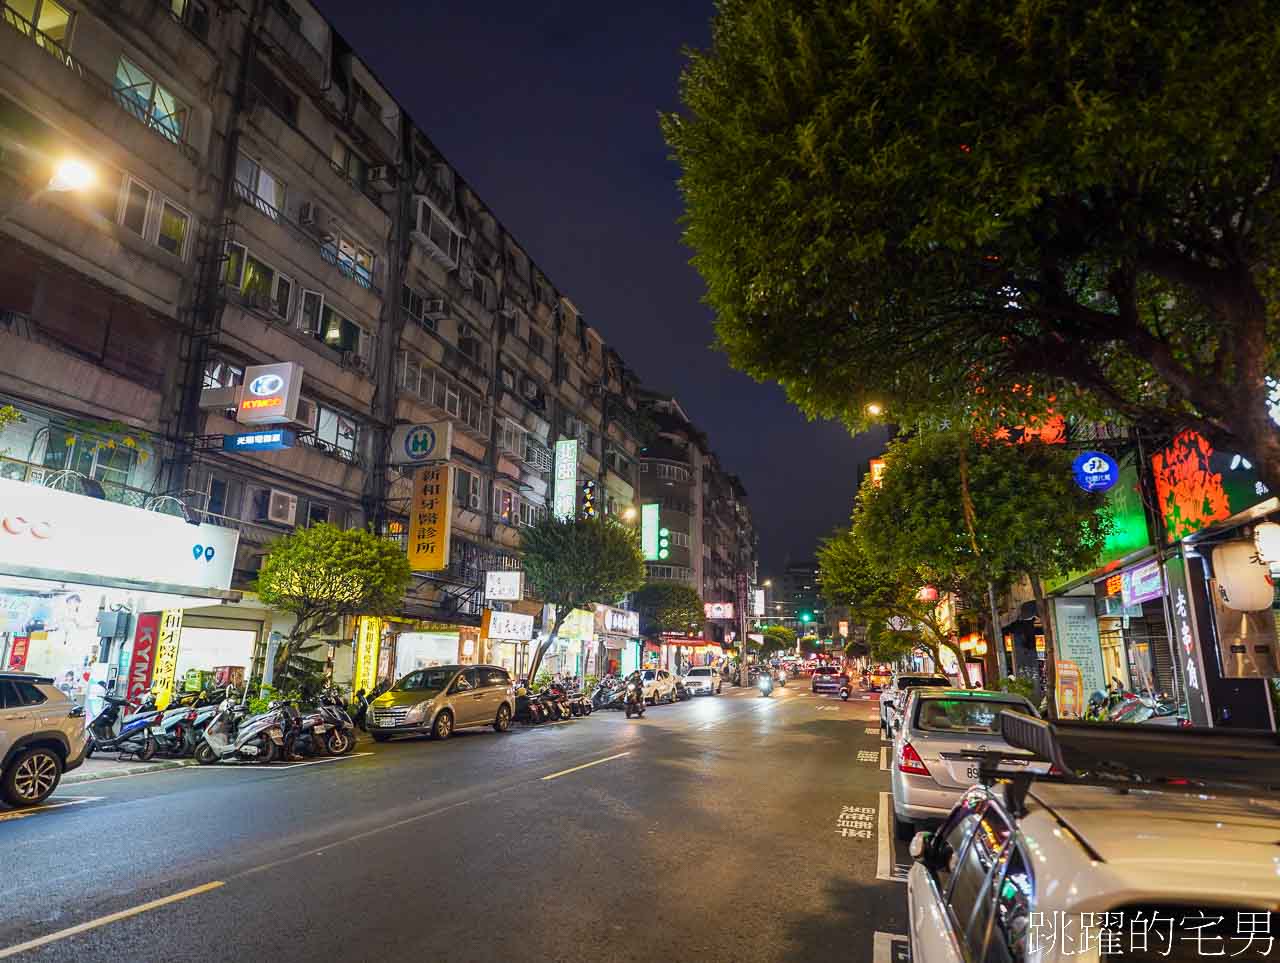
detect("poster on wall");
top-left (125, 613), bottom-right (160, 702)
top-left (1051, 598), bottom-right (1106, 700)
top-left (1055, 660), bottom-right (1082, 719)
top-left (151, 610), bottom-right (184, 710)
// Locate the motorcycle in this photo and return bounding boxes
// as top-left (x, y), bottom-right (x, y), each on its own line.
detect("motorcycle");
top-left (775, 668), bottom-right (787, 688)
top-left (195, 694), bottom-right (286, 764)
top-left (317, 687), bottom-right (359, 754)
top-left (839, 681), bottom-right (852, 701)
top-left (758, 673), bottom-right (774, 697)
top-left (591, 677), bottom-right (626, 711)
top-left (514, 680), bottom-right (547, 724)
top-left (87, 691), bottom-right (161, 761)
top-left (623, 680), bottom-right (646, 719)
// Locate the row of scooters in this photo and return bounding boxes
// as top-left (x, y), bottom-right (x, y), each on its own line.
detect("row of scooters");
top-left (85, 683), bottom-right (360, 764)
top-left (512, 677), bottom-right (594, 724)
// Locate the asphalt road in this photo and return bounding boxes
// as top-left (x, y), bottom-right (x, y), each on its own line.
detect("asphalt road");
top-left (0, 682), bottom-right (912, 962)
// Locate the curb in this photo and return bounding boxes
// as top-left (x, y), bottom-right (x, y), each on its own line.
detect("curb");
top-left (63, 758), bottom-right (199, 784)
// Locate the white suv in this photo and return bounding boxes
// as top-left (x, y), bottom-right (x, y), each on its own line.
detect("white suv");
top-left (0, 672), bottom-right (90, 807)
top-left (681, 666), bottom-right (722, 696)
top-left (907, 716), bottom-right (1280, 962)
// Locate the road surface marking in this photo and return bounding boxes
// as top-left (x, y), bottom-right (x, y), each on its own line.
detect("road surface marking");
top-left (835, 805), bottom-right (876, 839)
top-left (865, 727), bottom-right (880, 735)
top-left (857, 750), bottom-right (878, 763)
top-left (0, 881), bottom-right (224, 959)
top-left (816, 705), bottom-right (838, 712)
top-left (873, 931), bottom-right (910, 963)
top-left (0, 795), bottom-right (101, 823)
top-left (541, 751), bottom-right (631, 781)
top-left (880, 746), bottom-right (890, 771)
top-left (875, 791), bottom-right (905, 884)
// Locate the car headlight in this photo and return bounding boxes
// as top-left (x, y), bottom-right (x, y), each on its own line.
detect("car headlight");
top-left (405, 700), bottom-right (433, 724)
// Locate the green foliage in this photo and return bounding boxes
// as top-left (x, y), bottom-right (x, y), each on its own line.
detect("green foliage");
top-left (255, 523), bottom-right (412, 679)
top-left (633, 582), bottom-right (704, 635)
top-left (996, 674), bottom-right (1037, 701)
top-left (761, 624), bottom-right (795, 655)
top-left (665, 0), bottom-right (1280, 486)
top-left (533, 670), bottom-right (554, 693)
top-left (520, 516), bottom-right (646, 678)
top-left (0, 405), bottom-right (23, 457)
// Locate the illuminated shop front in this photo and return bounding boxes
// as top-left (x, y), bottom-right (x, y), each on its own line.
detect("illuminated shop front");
top-left (593, 605), bottom-right (640, 677)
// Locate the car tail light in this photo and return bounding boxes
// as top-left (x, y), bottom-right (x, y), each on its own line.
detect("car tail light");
top-left (186, 710), bottom-right (198, 722)
top-left (898, 742), bottom-right (930, 776)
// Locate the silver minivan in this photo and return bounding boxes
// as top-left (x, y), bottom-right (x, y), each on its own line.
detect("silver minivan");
top-left (368, 665), bottom-right (516, 741)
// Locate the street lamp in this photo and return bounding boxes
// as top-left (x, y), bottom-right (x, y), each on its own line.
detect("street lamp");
top-left (865, 402), bottom-right (884, 417)
top-left (621, 506), bottom-right (637, 522)
top-left (48, 158), bottom-right (95, 193)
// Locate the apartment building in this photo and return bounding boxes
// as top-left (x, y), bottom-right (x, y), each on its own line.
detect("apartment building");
top-left (635, 390), bottom-right (758, 644)
top-left (0, 0), bottom-right (643, 695)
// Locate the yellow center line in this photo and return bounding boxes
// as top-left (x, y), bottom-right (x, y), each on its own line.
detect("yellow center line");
top-left (541, 751), bottom-right (631, 781)
top-left (0, 882), bottom-right (224, 959)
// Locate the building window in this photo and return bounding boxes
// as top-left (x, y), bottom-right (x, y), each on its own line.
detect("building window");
top-left (639, 463), bottom-right (649, 473)
top-left (167, 0), bottom-right (209, 40)
top-left (454, 466), bottom-right (482, 511)
top-left (655, 463), bottom-right (690, 482)
top-left (518, 500), bottom-right (543, 527)
top-left (302, 404), bottom-right (359, 462)
top-left (203, 359), bottom-right (243, 389)
top-left (414, 199), bottom-right (462, 267)
top-left (320, 227), bottom-right (375, 288)
top-left (249, 56), bottom-right (297, 123)
top-left (230, 248), bottom-right (292, 319)
top-left (112, 57), bottom-right (188, 143)
top-left (10, 0), bottom-right (73, 51)
top-left (315, 304), bottom-right (372, 361)
top-left (117, 176), bottom-right (191, 259)
top-left (528, 330), bottom-right (545, 359)
top-left (307, 501), bottom-right (330, 526)
top-left (401, 284), bottom-right (436, 332)
top-left (669, 531), bottom-right (691, 548)
top-left (39, 428), bottom-right (137, 490)
top-left (234, 153), bottom-right (286, 219)
top-left (330, 139), bottom-right (367, 188)
top-left (156, 200), bottom-right (189, 256)
top-left (121, 178), bottom-right (150, 235)
top-left (492, 487), bottom-right (517, 525)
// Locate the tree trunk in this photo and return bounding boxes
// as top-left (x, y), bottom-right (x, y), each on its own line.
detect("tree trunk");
top-left (986, 582), bottom-right (1007, 683)
top-left (1028, 572), bottom-right (1057, 719)
top-left (524, 609), bottom-right (569, 685)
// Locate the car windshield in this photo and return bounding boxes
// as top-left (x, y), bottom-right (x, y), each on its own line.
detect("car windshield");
top-left (393, 668), bottom-right (456, 692)
top-left (688, 668), bottom-right (711, 676)
top-left (915, 698), bottom-right (1030, 733)
top-left (815, 667), bottom-right (838, 675)
top-left (642, 671), bottom-right (655, 680)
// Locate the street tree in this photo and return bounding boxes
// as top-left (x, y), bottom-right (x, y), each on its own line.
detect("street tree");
top-left (664, 0), bottom-right (1280, 490)
top-left (633, 582), bottom-right (703, 636)
top-left (255, 523), bottom-right (412, 687)
top-left (854, 433), bottom-right (1112, 712)
top-left (759, 624), bottom-right (795, 658)
top-left (817, 527), bottom-right (968, 679)
top-left (521, 515), bottom-right (646, 682)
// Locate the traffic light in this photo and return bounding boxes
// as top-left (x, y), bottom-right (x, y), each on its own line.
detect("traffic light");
top-left (800, 611), bottom-right (813, 624)
top-left (658, 527), bottom-right (671, 559)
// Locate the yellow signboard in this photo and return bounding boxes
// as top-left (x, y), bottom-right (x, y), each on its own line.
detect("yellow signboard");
top-left (152, 609), bottom-right (184, 709)
top-left (407, 465), bottom-right (452, 571)
top-left (353, 616), bottom-right (382, 696)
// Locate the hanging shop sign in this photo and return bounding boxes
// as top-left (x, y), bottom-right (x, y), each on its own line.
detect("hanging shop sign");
top-left (1162, 555), bottom-right (1211, 726)
top-left (151, 609), bottom-right (184, 709)
top-left (407, 465), bottom-right (452, 571)
top-left (1151, 430), bottom-right (1271, 542)
top-left (0, 478), bottom-right (238, 591)
top-left (125, 613), bottom-right (160, 702)
top-left (236, 362), bottom-right (302, 426)
top-left (353, 616), bottom-right (382, 695)
top-left (595, 605), bottom-right (640, 637)
top-left (640, 503), bottom-right (661, 560)
top-left (1119, 559), bottom-right (1164, 608)
top-left (390, 422), bottom-right (453, 466)
top-left (484, 570), bottom-right (524, 601)
top-left (753, 589), bottom-right (765, 617)
top-left (223, 429), bottom-right (295, 453)
top-left (704, 602), bottom-right (734, 620)
top-left (482, 609), bottom-right (535, 642)
top-left (6, 635), bottom-right (28, 670)
top-left (553, 439), bottom-right (579, 520)
top-left (1071, 451), bottom-right (1120, 493)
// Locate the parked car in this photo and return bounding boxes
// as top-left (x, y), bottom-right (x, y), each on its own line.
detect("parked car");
top-left (907, 715), bottom-right (1280, 963)
top-left (890, 688), bottom-right (1041, 840)
top-left (368, 665), bottom-right (515, 741)
top-left (811, 665), bottom-right (844, 694)
top-left (880, 673), bottom-right (951, 736)
top-left (0, 672), bottom-right (89, 807)
top-left (640, 669), bottom-right (678, 705)
top-left (681, 666), bottom-right (722, 696)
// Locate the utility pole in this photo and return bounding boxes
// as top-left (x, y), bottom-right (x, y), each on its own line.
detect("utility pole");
top-left (736, 572), bottom-right (750, 688)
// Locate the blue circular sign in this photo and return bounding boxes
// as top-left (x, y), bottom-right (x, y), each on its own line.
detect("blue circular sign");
top-left (249, 373), bottom-right (284, 396)
top-left (404, 425), bottom-right (437, 461)
top-left (1072, 450), bottom-right (1119, 493)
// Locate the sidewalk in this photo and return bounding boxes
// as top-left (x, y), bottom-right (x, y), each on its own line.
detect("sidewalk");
top-left (63, 755), bottom-right (198, 785)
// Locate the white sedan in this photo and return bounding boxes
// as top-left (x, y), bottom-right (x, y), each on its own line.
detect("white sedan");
top-left (640, 669), bottom-right (678, 704)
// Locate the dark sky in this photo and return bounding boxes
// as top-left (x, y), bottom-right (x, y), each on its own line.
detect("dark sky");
top-left (314, 0), bottom-right (887, 575)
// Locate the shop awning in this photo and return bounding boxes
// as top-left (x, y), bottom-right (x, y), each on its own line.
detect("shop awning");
top-left (0, 567), bottom-right (241, 606)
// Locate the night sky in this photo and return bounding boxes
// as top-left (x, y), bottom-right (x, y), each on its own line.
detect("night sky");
top-left (314, 0), bottom-right (888, 574)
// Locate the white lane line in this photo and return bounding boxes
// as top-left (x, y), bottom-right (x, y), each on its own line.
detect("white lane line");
top-left (541, 751), bottom-right (631, 781)
top-left (0, 881), bottom-right (224, 959)
top-left (0, 795), bottom-right (101, 823)
top-left (880, 746), bottom-right (890, 772)
top-left (875, 791), bottom-right (902, 884)
top-left (873, 931), bottom-right (908, 963)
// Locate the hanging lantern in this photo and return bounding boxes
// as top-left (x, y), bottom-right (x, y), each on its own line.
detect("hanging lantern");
top-left (1254, 522), bottom-right (1280, 563)
top-left (1212, 540), bottom-right (1275, 612)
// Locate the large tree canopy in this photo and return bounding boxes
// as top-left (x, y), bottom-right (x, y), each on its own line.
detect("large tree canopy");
top-left (520, 516), bottom-right (646, 681)
top-left (633, 582), bottom-right (704, 636)
top-left (664, 0), bottom-right (1280, 489)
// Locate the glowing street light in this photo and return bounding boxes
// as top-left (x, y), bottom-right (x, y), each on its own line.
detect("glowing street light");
top-left (48, 158), bottom-right (95, 193)
top-left (622, 506), bottom-right (637, 522)
top-left (865, 402), bottom-right (884, 417)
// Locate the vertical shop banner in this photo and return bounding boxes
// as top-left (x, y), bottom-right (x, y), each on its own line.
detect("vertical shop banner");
top-left (553, 439), bottom-right (579, 520)
top-left (151, 609), bottom-right (184, 709)
top-left (1163, 554), bottom-right (1213, 726)
top-left (353, 616), bottom-right (382, 696)
top-left (1051, 598), bottom-right (1107, 700)
top-left (407, 465), bottom-right (452, 571)
top-left (6, 635), bottom-right (28, 670)
top-left (125, 613), bottom-right (160, 702)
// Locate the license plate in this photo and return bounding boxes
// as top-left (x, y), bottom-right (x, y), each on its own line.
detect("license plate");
top-left (313, 725), bottom-right (326, 733)
top-left (966, 765), bottom-right (980, 782)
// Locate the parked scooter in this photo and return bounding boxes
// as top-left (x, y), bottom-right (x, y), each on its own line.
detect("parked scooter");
top-left (623, 678), bottom-right (646, 719)
top-left (87, 689), bottom-right (162, 761)
top-left (514, 680), bottom-right (547, 724)
top-left (317, 687), bottom-right (359, 754)
top-left (591, 677), bottom-right (626, 711)
top-left (195, 693), bottom-right (286, 764)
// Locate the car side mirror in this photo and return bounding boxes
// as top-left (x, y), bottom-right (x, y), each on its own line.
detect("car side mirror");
top-left (909, 831), bottom-right (933, 863)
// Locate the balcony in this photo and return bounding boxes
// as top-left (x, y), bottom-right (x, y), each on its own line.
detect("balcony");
top-left (0, 2), bottom-right (197, 164)
top-left (351, 97), bottom-right (397, 164)
top-left (260, 2), bottom-right (326, 92)
top-left (107, 0), bottom-right (218, 89)
top-left (0, 457), bottom-right (170, 512)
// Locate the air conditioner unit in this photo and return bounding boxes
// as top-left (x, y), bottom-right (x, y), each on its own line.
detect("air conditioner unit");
top-left (369, 165), bottom-right (396, 192)
top-left (468, 488), bottom-right (482, 511)
top-left (299, 200), bottom-right (327, 229)
top-left (291, 397), bottom-right (319, 431)
top-left (265, 489), bottom-right (298, 526)
top-left (522, 377), bottom-right (539, 401)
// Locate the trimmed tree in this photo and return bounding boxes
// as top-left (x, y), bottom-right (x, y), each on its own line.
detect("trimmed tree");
top-left (761, 624), bottom-right (796, 657)
top-left (255, 523), bottom-right (412, 687)
top-left (664, 0), bottom-right (1280, 489)
top-left (633, 581), bottom-right (704, 636)
top-left (520, 515), bottom-right (646, 683)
